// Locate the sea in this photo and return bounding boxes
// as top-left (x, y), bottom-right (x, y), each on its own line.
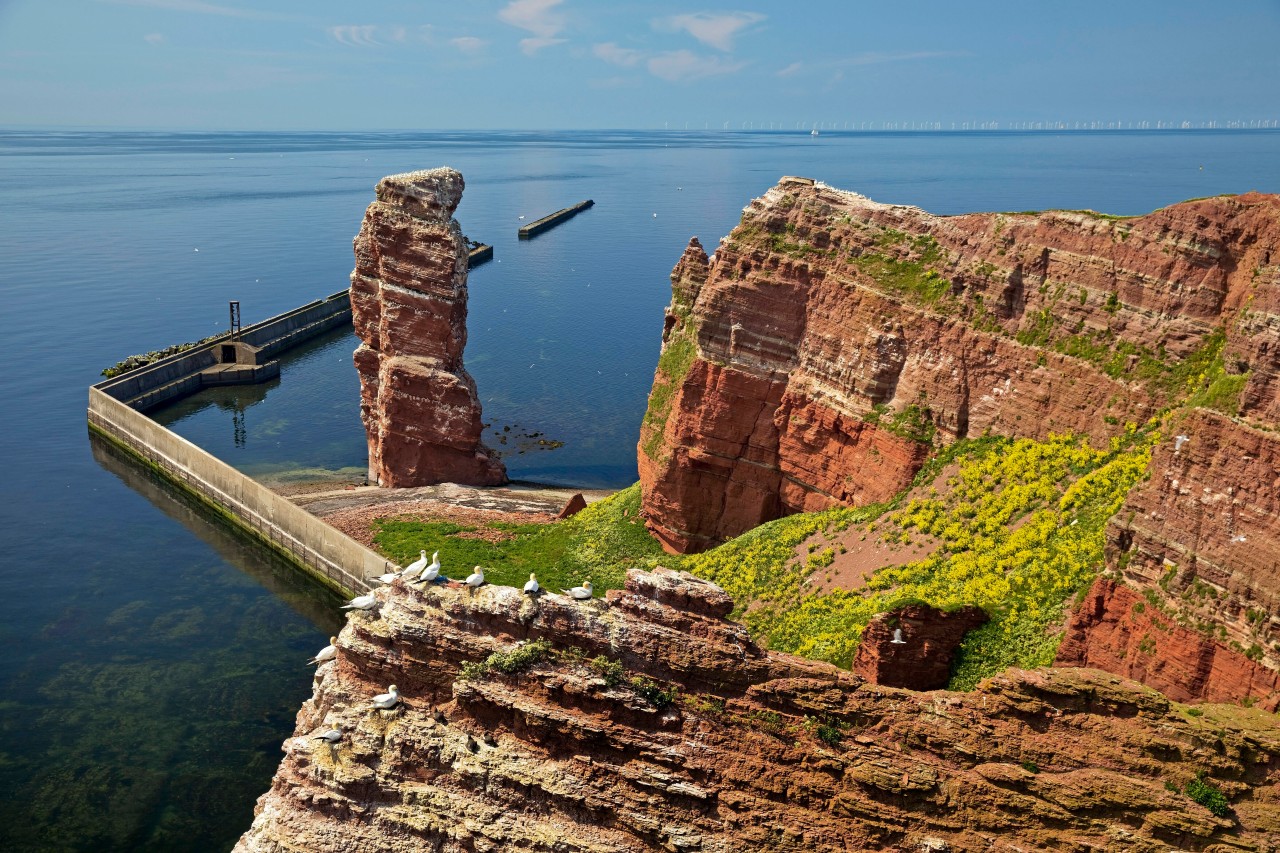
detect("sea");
top-left (1, 128), bottom-right (1277, 851)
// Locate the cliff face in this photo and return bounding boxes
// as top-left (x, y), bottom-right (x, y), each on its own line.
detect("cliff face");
top-left (639, 179), bottom-right (1280, 552)
top-left (1071, 407), bottom-right (1280, 686)
top-left (236, 571), bottom-right (1280, 852)
top-left (1058, 578), bottom-right (1280, 710)
top-left (351, 168), bottom-right (506, 488)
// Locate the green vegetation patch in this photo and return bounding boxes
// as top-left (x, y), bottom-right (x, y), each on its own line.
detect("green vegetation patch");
top-left (861, 402), bottom-right (937, 444)
top-left (680, 429), bottom-right (1156, 682)
top-left (372, 483), bottom-right (665, 595)
top-left (1184, 772), bottom-right (1231, 817)
top-left (854, 234), bottom-right (952, 306)
top-left (102, 333), bottom-right (223, 378)
top-left (640, 307), bottom-right (698, 461)
top-left (1053, 326), bottom-right (1237, 406)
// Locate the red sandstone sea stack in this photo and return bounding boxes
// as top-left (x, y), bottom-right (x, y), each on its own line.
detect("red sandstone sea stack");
top-left (350, 168), bottom-right (506, 488)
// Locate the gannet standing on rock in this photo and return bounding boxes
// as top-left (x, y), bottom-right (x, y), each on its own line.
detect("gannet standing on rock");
top-left (370, 684), bottom-right (400, 710)
top-left (340, 591), bottom-right (377, 611)
top-left (464, 566), bottom-right (485, 589)
top-left (401, 550), bottom-right (430, 581)
top-left (307, 637), bottom-right (338, 665)
top-left (523, 573), bottom-right (540, 595)
top-left (413, 552), bottom-right (442, 584)
top-left (561, 580), bottom-right (593, 600)
top-left (369, 568), bottom-right (401, 585)
top-left (312, 727), bottom-right (342, 743)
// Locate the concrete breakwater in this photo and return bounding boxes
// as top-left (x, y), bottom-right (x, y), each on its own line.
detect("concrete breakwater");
top-left (88, 291), bottom-right (385, 597)
top-left (518, 199), bottom-right (594, 238)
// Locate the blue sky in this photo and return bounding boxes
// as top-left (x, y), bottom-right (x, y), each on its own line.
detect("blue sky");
top-left (1, 0), bottom-right (1278, 130)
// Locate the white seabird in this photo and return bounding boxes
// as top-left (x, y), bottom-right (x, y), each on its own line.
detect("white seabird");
top-left (401, 550), bottom-right (430, 581)
top-left (562, 580), bottom-right (593, 600)
top-left (307, 636), bottom-right (338, 665)
top-left (414, 551), bottom-right (441, 584)
top-left (313, 728), bottom-right (342, 743)
top-left (464, 566), bottom-right (485, 589)
top-left (340, 591), bottom-right (377, 611)
top-left (371, 684), bottom-right (400, 710)
top-left (369, 569), bottom-right (401, 585)
top-left (523, 573), bottom-right (540, 595)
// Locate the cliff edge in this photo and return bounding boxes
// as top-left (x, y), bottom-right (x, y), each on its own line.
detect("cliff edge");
top-left (638, 179), bottom-right (1280, 553)
top-left (236, 571), bottom-right (1280, 852)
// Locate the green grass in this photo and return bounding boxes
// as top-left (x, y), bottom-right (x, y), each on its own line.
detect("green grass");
top-left (678, 430), bottom-right (1155, 678)
top-left (640, 308), bottom-right (698, 461)
top-left (372, 483), bottom-right (666, 595)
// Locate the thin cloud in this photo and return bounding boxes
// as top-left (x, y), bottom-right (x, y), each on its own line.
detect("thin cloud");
top-left (499, 0), bottom-right (565, 39)
top-left (98, 0), bottom-right (283, 20)
top-left (451, 36), bottom-right (487, 54)
top-left (143, 33), bottom-right (166, 45)
top-left (776, 61), bottom-right (801, 77)
top-left (655, 11), bottom-right (764, 52)
top-left (593, 41), bottom-right (643, 67)
top-left (647, 49), bottom-right (746, 82)
top-left (329, 25), bottom-right (379, 47)
top-left (837, 50), bottom-right (969, 66)
top-left (520, 36), bottom-right (567, 56)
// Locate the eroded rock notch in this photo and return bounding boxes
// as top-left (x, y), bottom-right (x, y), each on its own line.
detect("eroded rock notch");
top-left (351, 168), bottom-right (506, 488)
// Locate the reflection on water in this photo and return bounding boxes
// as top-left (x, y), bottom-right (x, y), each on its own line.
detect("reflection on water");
top-left (0, 435), bottom-right (344, 853)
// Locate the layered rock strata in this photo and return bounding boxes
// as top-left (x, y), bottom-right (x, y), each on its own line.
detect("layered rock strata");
top-left (1075, 408), bottom-right (1280, 680)
top-left (351, 168), bottom-right (506, 488)
top-left (639, 181), bottom-right (1280, 552)
top-left (1058, 577), bottom-right (1280, 710)
top-left (237, 571), bottom-right (1280, 852)
top-left (853, 604), bottom-right (988, 690)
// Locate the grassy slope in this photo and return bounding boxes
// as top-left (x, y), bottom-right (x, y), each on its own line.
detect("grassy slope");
top-left (366, 425), bottom-right (1154, 690)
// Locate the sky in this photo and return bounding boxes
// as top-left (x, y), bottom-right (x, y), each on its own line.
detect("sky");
top-left (1, 0), bottom-right (1278, 130)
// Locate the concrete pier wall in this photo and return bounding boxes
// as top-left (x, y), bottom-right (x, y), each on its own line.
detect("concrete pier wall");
top-left (88, 288), bottom-right (381, 597)
top-left (89, 387), bottom-right (381, 597)
top-left (97, 290), bottom-right (352, 410)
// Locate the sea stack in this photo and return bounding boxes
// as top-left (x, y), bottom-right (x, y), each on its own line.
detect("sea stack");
top-left (350, 168), bottom-right (506, 488)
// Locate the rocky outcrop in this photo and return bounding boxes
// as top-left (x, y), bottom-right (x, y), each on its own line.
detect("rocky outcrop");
top-left (350, 168), bottom-right (506, 488)
top-left (853, 604), bottom-right (988, 690)
top-left (639, 179), bottom-right (1280, 551)
top-left (237, 571), bottom-right (1280, 852)
top-left (1057, 577), bottom-right (1280, 711)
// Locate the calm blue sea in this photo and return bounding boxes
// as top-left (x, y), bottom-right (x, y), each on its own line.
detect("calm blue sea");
top-left (0, 129), bottom-right (1276, 851)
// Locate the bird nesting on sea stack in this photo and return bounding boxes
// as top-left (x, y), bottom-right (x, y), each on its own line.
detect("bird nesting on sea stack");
top-left (523, 573), bottom-right (540, 595)
top-left (562, 580), bottom-right (593, 600)
top-left (464, 566), bottom-right (485, 589)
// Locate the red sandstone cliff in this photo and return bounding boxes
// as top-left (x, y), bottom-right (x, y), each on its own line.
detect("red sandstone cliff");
top-left (639, 179), bottom-right (1280, 552)
top-left (235, 571), bottom-right (1280, 852)
top-left (351, 168), bottom-right (506, 488)
top-left (1055, 408), bottom-right (1280, 699)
